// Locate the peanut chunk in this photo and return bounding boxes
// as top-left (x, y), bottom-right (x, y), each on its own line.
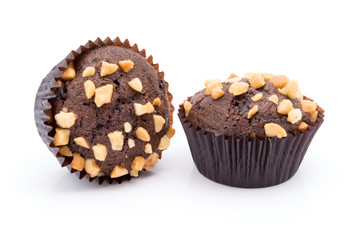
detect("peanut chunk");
top-left (249, 73), bottom-right (265, 89)
top-left (128, 78), bottom-right (143, 92)
top-left (301, 100), bottom-right (317, 113)
top-left (57, 80), bottom-right (63, 87)
top-left (310, 111), bottom-right (318, 122)
top-left (264, 123), bottom-right (287, 138)
top-left (298, 122), bottom-right (308, 131)
top-left (110, 166), bottom-right (129, 178)
top-left (251, 93), bottom-right (263, 102)
top-left (62, 61), bottom-right (76, 81)
top-left (94, 84), bottom-right (113, 107)
top-left (74, 136), bottom-right (90, 149)
top-left (225, 77), bottom-right (242, 84)
top-left (128, 138), bottom-right (135, 148)
top-left (281, 80), bottom-right (299, 99)
top-left (58, 146), bottom-right (73, 157)
top-left (269, 75), bottom-right (289, 88)
top-left (247, 105), bottom-right (259, 119)
top-left (107, 131), bottom-right (124, 151)
top-left (84, 159), bottom-right (100, 178)
top-left (229, 82), bottom-right (249, 96)
top-left (287, 109), bottom-right (302, 124)
top-left (211, 87), bottom-right (224, 100)
top-left (134, 102), bottom-right (154, 116)
top-left (144, 143), bottom-right (153, 154)
top-left (92, 144), bottom-right (107, 161)
top-left (243, 72), bottom-right (255, 78)
top-left (118, 60), bottom-right (134, 73)
top-left (124, 122), bottom-right (132, 133)
top-left (268, 95), bottom-right (279, 105)
top-left (131, 156), bottom-right (145, 170)
top-left (53, 128), bottom-right (70, 146)
top-left (55, 111), bottom-right (78, 128)
top-left (144, 153), bottom-right (159, 170)
top-left (71, 153), bottom-right (85, 171)
top-left (158, 135), bottom-right (170, 150)
top-left (136, 127), bottom-right (150, 142)
top-left (100, 61), bottom-right (118, 77)
top-left (277, 99), bottom-right (293, 115)
top-left (130, 170), bottom-right (139, 177)
top-left (84, 80), bottom-right (96, 99)
top-left (153, 97), bottom-right (161, 107)
top-left (153, 115), bottom-right (166, 133)
top-left (261, 72), bottom-right (274, 81)
top-left (184, 100), bottom-right (192, 117)
top-left (227, 73), bottom-right (239, 79)
top-left (166, 127), bottom-right (176, 139)
top-left (82, 66), bottom-right (95, 77)
top-left (204, 79), bottom-right (222, 95)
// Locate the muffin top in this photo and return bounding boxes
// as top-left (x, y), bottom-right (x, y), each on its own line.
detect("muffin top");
top-left (183, 73), bottom-right (319, 138)
top-left (51, 45), bottom-right (174, 178)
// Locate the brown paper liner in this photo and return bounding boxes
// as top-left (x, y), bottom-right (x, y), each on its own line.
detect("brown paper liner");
top-left (34, 37), bottom-right (174, 184)
top-left (178, 98), bottom-right (324, 188)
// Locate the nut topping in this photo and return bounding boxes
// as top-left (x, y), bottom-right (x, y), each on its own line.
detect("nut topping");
top-left (264, 123), bottom-right (287, 138)
top-left (82, 66), bottom-right (96, 77)
top-left (298, 122), bottom-right (308, 131)
top-left (118, 60), bottom-right (134, 73)
top-left (92, 143), bottom-right (107, 161)
top-left (229, 82), bottom-right (249, 96)
top-left (228, 73), bottom-right (239, 79)
top-left (107, 131), bottom-right (124, 151)
top-left (184, 100), bottom-right (192, 117)
top-left (158, 135), bottom-right (170, 150)
top-left (53, 128), bottom-right (70, 146)
top-left (249, 73), bottom-right (265, 89)
top-left (74, 137), bottom-right (90, 149)
top-left (153, 115), bottom-right (166, 133)
top-left (300, 100), bottom-right (317, 113)
top-left (205, 79), bottom-right (222, 95)
top-left (84, 80), bottom-right (96, 99)
top-left (310, 111), bottom-right (318, 122)
top-left (124, 122), bottom-right (132, 133)
top-left (269, 75), bottom-right (289, 88)
top-left (251, 93), bottom-right (263, 102)
top-left (71, 153), bottom-right (85, 171)
top-left (277, 99), bottom-right (293, 115)
top-left (131, 156), bottom-right (145, 170)
top-left (130, 170), bottom-right (139, 177)
top-left (134, 102), bottom-right (154, 116)
top-left (84, 159), bottom-right (100, 178)
top-left (281, 80), bottom-right (299, 99)
top-left (54, 111), bottom-right (78, 128)
top-left (135, 127), bottom-right (150, 142)
top-left (100, 61), bottom-right (118, 77)
top-left (261, 72), bottom-right (274, 81)
top-left (287, 109), bottom-right (302, 124)
top-left (225, 77), bottom-right (242, 84)
top-left (58, 146), bottom-right (73, 157)
top-left (153, 97), bottom-right (161, 107)
top-left (128, 78), bottom-right (143, 92)
top-left (211, 87), bottom-right (224, 100)
top-left (61, 61), bottom-right (76, 81)
top-left (247, 105), bottom-right (259, 119)
top-left (144, 153), bottom-right (159, 170)
top-left (128, 138), bottom-right (135, 148)
top-left (144, 143), bottom-right (153, 154)
top-left (166, 127), bottom-right (176, 139)
top-left (110, 166), bottom-right (129, 178)
top-left (94, 84), bottom-right (113, 107)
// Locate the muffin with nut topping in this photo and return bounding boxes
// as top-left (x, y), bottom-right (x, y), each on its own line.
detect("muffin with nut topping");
top-left (35, 37), bottom-right (174, 184)
top-left (179, 72), bottom-right (324, 188)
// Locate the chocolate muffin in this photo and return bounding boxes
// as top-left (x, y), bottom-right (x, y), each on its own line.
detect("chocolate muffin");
top-left (179, 73), bottom-right (324, 188)
top-left (35, 38), bottom-right (174, 183)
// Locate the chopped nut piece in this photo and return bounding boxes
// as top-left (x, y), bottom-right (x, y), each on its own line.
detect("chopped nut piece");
top-left (82, 66), bottom-right (96, 77)
top-left (94, 84), bottom-right (113, 107)
top-left (62, 61), bottom-right (76, 81)
top-left (211, 87), bottom-right (224, 100)
top-left (144, 143), bottom-right (153, 154)
top-left (144, 153), bottom-right (159, 170)
top-left (184, 100), bottom-right (192, 117)
top-left (261, 72), bottom-right (274, 81)
top-left (57, 80), bottom-right (63, 87)
top-left (110, 166), bottom-right (129, 178)
top-left (58, 146), bottom-right (73, 157)
top-left (227, 73), bottom-right (239, 79)
top-left (301, 100), bottom-right (317, 113)
top-left (278, 88), bottom-right (287, 95)
top-left (130, 170), bottom-right (139, 177)
top-left (298, 122), bottom-right (308, 131)
top-left (268, 95), bottom-right (279, 105)
top-left (92, 143), bottom-right (107, 161)
top-left (128, 78), bottom-right (143, 92)
top-left (243, 72), bottom-right (255, 78)
top-left (158, 135), bottom-right (170, 150)
top-left (153, 115), bottom-right (166, 133)
top-left (54, 111), bottom-right (78, 128)
top-left (128, 139), bottom-right (135, 148)
top-left (251, 93), bottom-right (263, 102)
top-left (295, 89), bottom-right (303, 100)
top-left (281, 80), bottom-right (299, 99)
top-left (153, 97), bottom-right (161, 107)
top-left (287, 109), bottom-right (302, 124)
top-left (247, 105), bottom-right (259, 119)
top-left (310, 111), bottom-right (318, 122)
top-left (74, 137), bottom-right (90, 149)
top-left (62, 107), bottom-right (68, 112)
top-left (249, 73), bottom-right (265, 89)
top-left (53, 128), bottom-right (70, 146)
top-left (166, 127), bottom-right (176, 139)
top-left (84, 80), bottom-right (96, 99)
top-left (136, 127), bottom-right (150, 142)
top-left (107, 131), bottom-right (124, 151)
top-left (229, 82), bottom-right (249, 96)
top-left (100, 61), bottom-right (118, 77)
top-left (225, 77), bottom-right (242, 84)
top-left (71, 153), bottom-right (85, 171)
top-left (205, 79), bottom-right (222, 95)
top-left (269, 75), bottom-right (289, 88)
top-left (84, 159), bottom-right (100, 178)
top-left (118, 60), bottom-right (134, 72)
top-left (134, 102), bottom-right (154, 116)
top-left (131, 156), bottom-right (145, 170)
top-left (124, 122), bottom-right (132, 133)
top-left (264, 123), bottom-right (287, 138)
top-left (277, 99), bottom-right (293, 115)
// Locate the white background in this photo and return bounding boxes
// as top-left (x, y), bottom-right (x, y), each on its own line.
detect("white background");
top-left (1, 0), bottom-right (360, 239)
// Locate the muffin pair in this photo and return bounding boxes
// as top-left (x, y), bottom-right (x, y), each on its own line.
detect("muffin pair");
top-left (35, 37), bottom-right (324, 187)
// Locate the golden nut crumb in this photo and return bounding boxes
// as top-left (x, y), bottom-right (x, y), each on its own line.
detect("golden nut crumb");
top-left (184, 100), bottom-right (192, 117)
top-left (124, 122), bottom-right (132, 133)
top-left (82, 66), bottom-right (96, 78)
top-left (62, 61), bottom-right (76, 81)
top-left (264, 123), bottom-right (287, 138)
top-left (57, 80), bottom-right (63, 87)
top-left (269, 75), bottom-right (289, 88)
top-left (128, 138), bottom-right (135, 148)
top-left (153, 97), bottom-right (161, 107)
top-left (278, 88), bottom-right (287, 95)
top-left (107, 131), bottom-right (124, 151)
top-left (251, 93), bottom-right (263, 102)
top-left (71, 153), bottom-right (85, 171)
top-left (158, 135), bottom-right (170, 150)
top-left (118, 60), bottom-right (134, 73)
top-left (261, 73), bottom-right (274, 81)
top-left (277, 99), bottom-right (293, 115)
top-left (310, 111), bottom-right (318, 122)
top-left (166, 127), bottom-right (176, 139)
top-left (53, 128), bottom-right (70, 146)
top-left (110, 166), bottom-right (129, 178)
top-left (281, 80), bottom-right (299, 99)
top-left (227, 73), bottom-right (239, 79)
top-left (144, 143), bottom-right (153, 154)
top-left (54, 111), bottom-right (78, 128)
top-left (153, 115), bottom-right (166, 133)
top-left (225, 77), bottom-right (242, 84)
top-left (130, 170), bottom-right (139, 177)
top-left (58, 146), bottom-right (73, 157)
top-left (84, 80), bottom-right (96, 99)
top-left (247, 105), bottom-right (259, 119)
top-left (298, 122), bottom-right (308, 131)
top-left (229, 82), bottom-right (249, 96)
top-left (94, 84), bottom-right (113, 107)
top-left (74, 136), bottom-right (90, 149)
top-left (92, 143), bottom-right (107, 161)
top-left (268, 95), bottom-right (279, 105)
top-left (249, 73), bottom-right (265, 89)
top-left (84, 159), bottom-right (100, 178)
top-left (128, 78), bottom-right (143, 92)
top-left (134, 102), bottom-right (154, 116)
top-left (243, 72), bottom-right (255, 78)
top-left (144, 153), bottom-right (159, 170)
top-left (100, 61), bottom-right (118, 77)
top-left (211, 87), bottom-right (224, 100)
top-left (301, 100), bottom-right (317, 113)
top-left (131, 156), bottom-right (145, 170)
top-left (205, 79), bottom-right (222, 95)
top-left (136, 127), bottom-right (150, 142)
top-left (295, 89), bottom-right (303, 100)
top-left (287, 108), bottom-right (302, 124)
